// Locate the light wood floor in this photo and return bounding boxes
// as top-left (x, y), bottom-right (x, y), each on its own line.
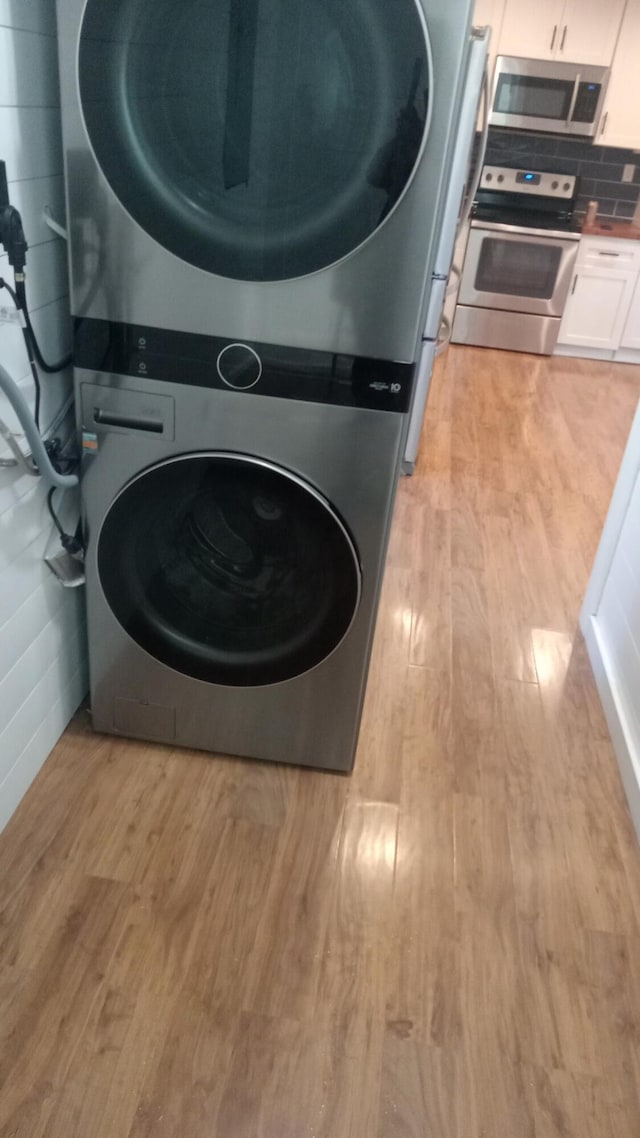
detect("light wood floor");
top-left (2, 346), bottom-right (640, 1137)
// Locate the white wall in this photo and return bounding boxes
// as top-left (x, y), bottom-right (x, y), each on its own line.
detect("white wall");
top-left (582, 399), bottom-right (640, 841)
top-left (0, 0), bottom-right (87, 831)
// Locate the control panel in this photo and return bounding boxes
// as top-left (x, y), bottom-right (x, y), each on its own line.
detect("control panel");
top-left (480, 166), bottom-right (576, 199)
top-left (571, 82), bottom-right (602, 125)
top-left (73, 319), bottom-right (416, 414)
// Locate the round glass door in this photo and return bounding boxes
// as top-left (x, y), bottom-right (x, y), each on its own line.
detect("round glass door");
top-left (79, 0), bottom-right (431, 281)
top-left (97, 455), bottom-right (361, 686)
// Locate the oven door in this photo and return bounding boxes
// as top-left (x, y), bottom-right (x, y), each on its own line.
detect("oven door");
top-left (459, 224), bottom-right (579, 316)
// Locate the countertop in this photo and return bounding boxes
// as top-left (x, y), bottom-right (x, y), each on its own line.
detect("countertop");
top-left (581, 219), bottom-right (640, 241)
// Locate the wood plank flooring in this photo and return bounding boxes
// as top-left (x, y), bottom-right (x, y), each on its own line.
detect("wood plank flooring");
top-left (2, 345), bottom-right (640, 1137)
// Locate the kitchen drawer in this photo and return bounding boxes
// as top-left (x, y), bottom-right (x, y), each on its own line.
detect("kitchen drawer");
top-left (577, 237), bottom-right (640, 272)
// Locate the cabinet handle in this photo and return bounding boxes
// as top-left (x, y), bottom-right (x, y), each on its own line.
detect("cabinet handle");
top-left (571, 274), bottom-right (578, 295)
top-left (560, 24), bottom-right (567, 51)
top-left (550, 24), bottom-right (558, 51)
top-left (598, 251), bottom-right (620, 257)
top-left (601, 110), bottom-right (608, 136)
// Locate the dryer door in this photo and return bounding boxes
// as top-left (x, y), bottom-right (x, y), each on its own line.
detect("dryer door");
top-left (79, 0), bottom-right (431, 282)
top-left (97, 454), bottom-right (362, 687)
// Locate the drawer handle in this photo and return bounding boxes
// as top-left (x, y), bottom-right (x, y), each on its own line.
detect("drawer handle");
top-left (93, 408), bottom-right (163, 433)
top-left (597, 251), bottom-right (620, 257)
top-left (560, 24), bottom-right (567, 51)
top-left (571, 274), bottom-right (578, 295)
top-left (600, 111), bottom-right (608, 136)
top-left (550, 24), bottom-right (557, 51)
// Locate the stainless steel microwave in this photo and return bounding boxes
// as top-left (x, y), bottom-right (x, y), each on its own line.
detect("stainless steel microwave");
top-left (490, 56), bottom-right (609, 137)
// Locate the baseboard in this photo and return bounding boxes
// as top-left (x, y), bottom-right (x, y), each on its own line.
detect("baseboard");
top-left (582, 613), bottom-right (640, 844)
top-left (553, 344), bottom-right (615, 361)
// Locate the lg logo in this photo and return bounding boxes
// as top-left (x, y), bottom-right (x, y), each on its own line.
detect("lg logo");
top-left (390, 383), bottom-right (401, 394)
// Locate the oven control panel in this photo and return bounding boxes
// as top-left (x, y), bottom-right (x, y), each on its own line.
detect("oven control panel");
top-left (480, 166), bottom-right (576, 199)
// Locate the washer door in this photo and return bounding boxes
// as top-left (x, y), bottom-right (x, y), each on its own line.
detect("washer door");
top-left (97, 455), bottom-right (362, 686)
top-left (79, 0), bottom-right (431, 281)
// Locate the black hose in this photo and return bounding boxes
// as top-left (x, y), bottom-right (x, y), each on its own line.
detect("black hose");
top-left (13, 276), bottom-right (72, 374)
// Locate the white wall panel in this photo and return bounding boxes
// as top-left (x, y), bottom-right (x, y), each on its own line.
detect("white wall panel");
top-left (0, 3), bottom-right (87, 831)
top-left (0, 25), bottom-right (60, 107)
top-left (0, 1), bottom-right (58, 35)
top-left (0, 106), bottom-right (63, 179)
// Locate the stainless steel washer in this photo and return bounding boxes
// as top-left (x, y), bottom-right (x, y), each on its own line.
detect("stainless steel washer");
top-left (77, 332), bottom-right (411, 770)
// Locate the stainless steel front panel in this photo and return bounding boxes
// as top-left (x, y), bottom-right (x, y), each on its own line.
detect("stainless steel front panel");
top-left (459, 226), bottom-right (579, 317)
top-left (79, 370), bottom-right (405, 770)
top-left (56, 0), bottom-right (474, 361)
top-left (452, 305), bottom-right (561, 355)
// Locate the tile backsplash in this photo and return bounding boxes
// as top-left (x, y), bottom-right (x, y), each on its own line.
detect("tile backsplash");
top-left (484, 128), bottom-right (640, 221)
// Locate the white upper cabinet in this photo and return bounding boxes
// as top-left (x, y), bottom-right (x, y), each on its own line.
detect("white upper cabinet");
top-left (558, 0), bottom-right (627, 66)
top-left (497, 0), bottom-right (626, 66)
top-left (498, 0), bottom-right (564, 61)
top-left (598, 0), bottom-right (640, 150)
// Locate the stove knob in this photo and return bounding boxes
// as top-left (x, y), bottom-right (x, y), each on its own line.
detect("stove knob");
top-left (497, 174), bottom-right (504, 183)
top-left (486, 172), bottom-right (493, 182)
top-left (563, 181), bottom-right (571, 191)
top-left (217, 343), bottom-right (262, 390)
top-left (551, 180), bottom-right (559, 190)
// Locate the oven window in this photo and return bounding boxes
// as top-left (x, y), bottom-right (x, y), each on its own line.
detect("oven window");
top-left (475, 238), bottom-right (563, 300)
top-left (494, 74), bottom-right (574, 121)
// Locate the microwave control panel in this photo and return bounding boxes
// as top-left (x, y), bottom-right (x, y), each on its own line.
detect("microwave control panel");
top-left (572, 82), bottom-right (602, 124)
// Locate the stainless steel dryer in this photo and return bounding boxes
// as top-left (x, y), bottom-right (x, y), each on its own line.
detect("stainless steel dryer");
top-left (56, 0), bottom-right (475, 362)
top-left (76, 330), bottom-right (412, 771)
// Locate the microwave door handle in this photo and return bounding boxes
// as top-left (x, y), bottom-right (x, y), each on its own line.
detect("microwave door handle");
top-left (566, 75), bottom-right (580, 127)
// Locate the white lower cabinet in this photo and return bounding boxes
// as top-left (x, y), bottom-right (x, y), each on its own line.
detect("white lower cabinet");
top-left (558, 267), bottom-right (637, 350)
top-left (621, 274), bottom-right (640, 352)
top-left (556, 237), bottom-right (640, 356)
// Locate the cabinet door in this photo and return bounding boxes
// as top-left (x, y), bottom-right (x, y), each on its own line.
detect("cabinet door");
top-left (498, 0), bottom-right (563, 60)
top-left (557, 268), bottom-right (637, 350)
top-left (621, 275), bottom-right (640, 352)
top-left (599, 0), bottom-right (640, 150)
top-left (560, 0), bottom-right (626, 66)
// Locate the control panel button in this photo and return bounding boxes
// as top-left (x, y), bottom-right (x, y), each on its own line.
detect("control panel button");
top-left (485, 172), bottom-right (493, 182)
top-left (497, 174), bottom-right (504, 183)
top-left (216, 343), bottom-right (262, 390)
top-left (551, 180), bottom-right (559, 190)
top-left (563, 182), bottom-right (571, 192)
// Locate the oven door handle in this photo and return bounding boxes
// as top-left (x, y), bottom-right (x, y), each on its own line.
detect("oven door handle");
top-left (566, 75), bottom-right (581, 127)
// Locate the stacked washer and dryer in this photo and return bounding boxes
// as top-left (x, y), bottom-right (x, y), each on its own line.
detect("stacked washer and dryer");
top-left (56, 0), bottom-right (485, 772)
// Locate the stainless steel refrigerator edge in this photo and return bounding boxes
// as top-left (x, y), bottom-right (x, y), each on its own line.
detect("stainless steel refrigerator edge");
top-left (403, 25), bottom-right (490, 472)
top-left (56, 0), bottom-right (475, 364)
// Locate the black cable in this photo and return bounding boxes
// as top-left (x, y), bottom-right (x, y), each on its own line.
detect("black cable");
top-left (47, 486), bottom-right (65, 537)
top-left (0, 276), bottom-right (42, 429)
top-left (47, 484), bottom-right (84, 557)
top-left (14, 276), bottom-right (72, 374)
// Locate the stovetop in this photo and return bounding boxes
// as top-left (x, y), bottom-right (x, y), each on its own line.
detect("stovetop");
top-left (473, 164), bottom-right (580, 234)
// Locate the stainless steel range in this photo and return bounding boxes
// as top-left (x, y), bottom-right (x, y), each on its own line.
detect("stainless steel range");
top-left (452, 164), bottom-right (581, 355)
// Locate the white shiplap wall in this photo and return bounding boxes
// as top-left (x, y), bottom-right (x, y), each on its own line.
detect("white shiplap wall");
top-left (0, 0), bottom-right (87, 832)
top-left (582, 399), bottom-right (640, 841)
